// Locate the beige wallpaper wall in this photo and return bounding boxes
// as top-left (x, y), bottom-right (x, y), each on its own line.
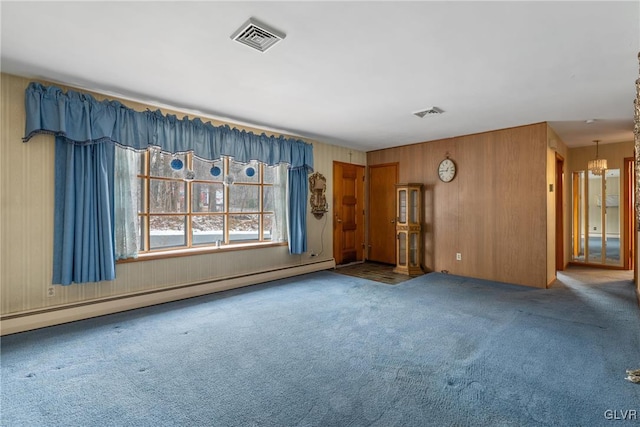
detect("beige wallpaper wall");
top-left (0, 73), bottom-right (365, 316)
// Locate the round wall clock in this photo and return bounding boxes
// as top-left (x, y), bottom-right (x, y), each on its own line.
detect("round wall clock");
top-left (438, 158), bottom-right (457, 182)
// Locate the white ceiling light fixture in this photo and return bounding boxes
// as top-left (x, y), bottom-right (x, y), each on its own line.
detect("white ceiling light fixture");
top-left (413, 107), bottom-right (444, 118)
top-left (588, 139), bottom-right (607, 176)
top-left (231, 18), bottom-right (286, 53)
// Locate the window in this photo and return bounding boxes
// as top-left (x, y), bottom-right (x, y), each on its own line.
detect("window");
top-left (123, 147), bottom-right (288, 255)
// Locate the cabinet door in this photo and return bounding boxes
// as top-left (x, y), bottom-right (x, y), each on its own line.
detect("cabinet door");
top-left (409, 232), bottom-right (419, 267)
top-left (397, 189), bottom-right (407, 224)
top-left (410, 188), bottom-right (419, 224)
top-left (397, 232), bottom-right (407, 267)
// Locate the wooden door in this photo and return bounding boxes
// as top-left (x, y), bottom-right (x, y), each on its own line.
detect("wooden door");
top-left (555, 154), bottom-right (564, 271)
top-left (333, 161), bottom-right (365, 265)
top-left (368, 163), bottom-right (398, 264)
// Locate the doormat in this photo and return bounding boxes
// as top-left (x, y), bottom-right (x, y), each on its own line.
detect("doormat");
top-left (331, 261), bottom-right (423, 285)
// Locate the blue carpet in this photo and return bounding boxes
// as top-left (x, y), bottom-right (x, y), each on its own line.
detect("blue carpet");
top-left (1, 271), bottom-right (639, 426)
top-left (587, 236), bottom-right (620, 262)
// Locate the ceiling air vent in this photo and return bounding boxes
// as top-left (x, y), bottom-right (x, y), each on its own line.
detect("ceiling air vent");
top-left (413, 107), bottom-right (444, 118)
top-left (231, 18), bottom-right (286, 53)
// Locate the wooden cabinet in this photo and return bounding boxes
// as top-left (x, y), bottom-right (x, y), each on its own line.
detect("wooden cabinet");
top-left (394, 183), bottom-right (423, 275)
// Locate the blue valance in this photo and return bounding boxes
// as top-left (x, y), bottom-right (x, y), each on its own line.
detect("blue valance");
top-left (23, 82), bottom-right (314, 171)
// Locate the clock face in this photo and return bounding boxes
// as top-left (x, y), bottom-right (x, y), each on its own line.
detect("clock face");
top-left (438, 158), bottom-right (456, 182)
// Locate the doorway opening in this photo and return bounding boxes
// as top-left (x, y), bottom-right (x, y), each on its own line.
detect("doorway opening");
top-left (571, 161), bottom-right (634, 269)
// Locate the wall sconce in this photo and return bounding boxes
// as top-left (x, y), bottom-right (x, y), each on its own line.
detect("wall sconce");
top-left (309, 172), bottom-right (328, 219)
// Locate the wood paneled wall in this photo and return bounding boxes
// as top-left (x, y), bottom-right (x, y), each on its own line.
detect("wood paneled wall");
top-left (368, 123), bottom-right (548, 288)
top-left (0, 73), bottom-right (363, 316)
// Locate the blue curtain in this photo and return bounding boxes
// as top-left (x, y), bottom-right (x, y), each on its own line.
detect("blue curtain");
top-left (52, 137), bottom-right (115, 285)
top-left (287, 167), bottom-right (308, 254)
top-left (24, 83), bottom-right (313, 284)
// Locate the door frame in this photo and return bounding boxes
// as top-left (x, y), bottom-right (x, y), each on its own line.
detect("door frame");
top-left (623, 157), bottom-right (635, 270)
top-left (570, 163), bottom-right (633, 270)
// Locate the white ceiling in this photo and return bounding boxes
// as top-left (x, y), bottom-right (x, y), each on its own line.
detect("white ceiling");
top-left (1, 1), bottom-right (639, 152)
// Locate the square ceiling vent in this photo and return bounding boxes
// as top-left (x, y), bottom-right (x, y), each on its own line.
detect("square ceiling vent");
top-left (413, 107), bottom-right (444, 118)
top-left (231, 18), bottom-right (286, 53)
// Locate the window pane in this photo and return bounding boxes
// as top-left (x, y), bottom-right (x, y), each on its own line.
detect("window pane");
top-left (263, 214), bottom-right (273, 241)
top-left (229, 185), bottom-right (259, 212)
top-left (263, 186), bottom-right (274, 212)
top-left (138, 215), bottom-right (146, 251)
top-left (229, 214), bottom-right (259, 242)
top-left (193, 157), bottom-right (223, 182)
top-left (150, 149), bottom-right (186, 178)
top-left (192, 215), bottom-right (224, 246)
top-left (150, 180), bottom-right (186, 213)
top-left (230, 160), bottom-right (260, 183)
top-left (149, 215), bottom-right (186, 249)
top-left (192, 183), bottom-right (224, 213)
top-left (263, 165), bottom-right (275, 184)
top-left (137, 178), bottom-right (145, 213)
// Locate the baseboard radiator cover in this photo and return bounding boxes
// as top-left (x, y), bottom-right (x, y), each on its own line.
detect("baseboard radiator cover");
top-left (1, 259), bottom-right (335, 336)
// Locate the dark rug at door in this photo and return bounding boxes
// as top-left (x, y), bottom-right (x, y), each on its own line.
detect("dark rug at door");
top-left (331, 261), bottom-right (423, 285)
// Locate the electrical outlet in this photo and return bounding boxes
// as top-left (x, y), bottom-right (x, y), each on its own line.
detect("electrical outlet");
top-left (47, 286), bottom-right (55, 297)
top-left (456, 253), bottom-right (462, 261)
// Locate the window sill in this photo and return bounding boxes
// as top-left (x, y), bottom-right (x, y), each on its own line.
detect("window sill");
top-left (116, 241), bottom-right (288, 264)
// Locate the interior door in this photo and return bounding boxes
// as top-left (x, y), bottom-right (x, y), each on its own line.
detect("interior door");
top-left (368, 163), bottom-right (398, 264)
top-left (555, 154), bottom-right (564, 271)
top-left (333, 161), bottom-right (364, 265)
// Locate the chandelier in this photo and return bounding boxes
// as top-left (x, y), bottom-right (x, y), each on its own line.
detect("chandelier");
top-left (588, 139), bottom-right (607, 176)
